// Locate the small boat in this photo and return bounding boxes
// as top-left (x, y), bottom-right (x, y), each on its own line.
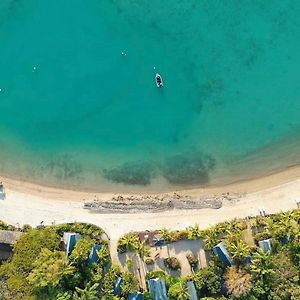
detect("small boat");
top-left (155, 73), bottom-right (163, 87)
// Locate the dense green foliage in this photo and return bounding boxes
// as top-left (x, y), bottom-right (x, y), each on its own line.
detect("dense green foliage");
top-left (193, 260), bottom-right (223, 297)
top-left (0, 221), bottom-right (16, 231)
top-left (0, 209), bottom-right (300, 299)
top-left (168, 280), bottom-right (189, 300)
top-left (0, 223), bottom-right (108, 300)
top-left (127, 209), bottom-right (300, 300)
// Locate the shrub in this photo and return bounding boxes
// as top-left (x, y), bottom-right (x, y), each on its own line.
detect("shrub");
top-left (146, 270), bottom-right (166, 280)
top-left (102, 264), bottom-right (121, 297)
top-left (254, 231), bottom-right (272, 243)
top-left (52, 222), bottom-right (104, 242)
top-left (117, 233), bottom-right (139, 253)
top-left (193, 261), bottom-right (223, 297)
top-left (143, 292), bottom-right (154, 300)
top-left (22, 224), bottom-right (32, 232)
top-left (186, 253), bottom-right (198, 268)
top-left (168, 281), bottom-right (190, 300)
top-left (173, 230), bottom-right (189, 241)
top-left (144, 257), bottom-right (154, 265)
top-left (0, 221), bottom-right (16, 231)
top-left (164, 257), bottom-right (181, 271)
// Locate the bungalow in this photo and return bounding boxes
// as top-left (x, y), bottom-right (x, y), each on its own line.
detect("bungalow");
top-left (187, 281), bottom-right (197, 300)
top-left (88, 244), bottom-right (102, 264)
top-left (63, 232), bottom-right (81, 257)
top-left (213, 241), bottom-right (233, 267)
top-left (128, 292), bottom-right (143, 300)
top-left (0, 230), bottom-right (23, 260)
top-left (258, 238), bottom-right (272, 252)
top-left (114, 276), bottom-right (123, 296)
top-left (148, 278), bottom-right (167, 300)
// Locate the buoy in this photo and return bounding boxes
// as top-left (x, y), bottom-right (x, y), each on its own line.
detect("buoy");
top-left (33, 66), bottom-right (37, 72)
top-left (153, 66), bottom-right (156, 70)
top-left (121, 51), bottom-right (126, 56)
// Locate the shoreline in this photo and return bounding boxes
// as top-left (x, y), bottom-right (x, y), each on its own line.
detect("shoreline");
top-left (1, 165), bottom-right (300, 263)
top-left (1, 162), bottom-right (300, 201)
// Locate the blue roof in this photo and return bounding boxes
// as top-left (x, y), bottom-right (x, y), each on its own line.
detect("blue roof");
top-left (88, 244), bottom-right (102, 264)
top-left (187, 281), bottom-right (197, 300)
top-left (114, 277), bottom-right (123, 296)
top-left (148, 278), bottom-right (167, 300)
top-left (128, 292), bottom-right (143, 300)
top-left (258, 239), bottom-right (272, 252)
top-left (213, 241), bottom-right (232, 266)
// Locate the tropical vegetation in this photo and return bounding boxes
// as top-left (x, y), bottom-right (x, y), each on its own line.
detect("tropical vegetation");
top-left (0, 208), bottom-right (300, 299)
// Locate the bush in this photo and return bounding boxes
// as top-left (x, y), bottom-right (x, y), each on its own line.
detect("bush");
top-left (193, 261), bottom-right (223, 297)
top-left (117, 233), bottom-right (139, 253)
top-left (164, 257), bottom-right (181, 270)
top-left (52, 222), bottom-right (104, 242)
top-left (186, 253), bottom-right (198, 268)
top-left (146, 270), bottom-right (166, 280)
top-left (102, 264), bottom-right (121, 297)
top-left (254, 231), bottom-right (272, 243)
top-left (173, 230), bottom-right (189, 241)
top-left (22, 224), bottom-right (32, 232)
top-left (144, 257), bottom-right (154, 265)
top-left (0, 221), bottom-right (16, 231)
top-left (143, 292), bottom-right (154, 300)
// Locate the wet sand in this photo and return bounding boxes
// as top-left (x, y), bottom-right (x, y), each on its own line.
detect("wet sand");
top-left (1, 166), bottom-right (300, 261)
top-left (1, 163), bottom-right (300, 201)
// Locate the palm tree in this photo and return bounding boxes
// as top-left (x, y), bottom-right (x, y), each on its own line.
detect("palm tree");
top-left (96, 245), bottom-right (110, 268)
top-left (74, 282), bottom-right (99, 300)
top-left (176, 282), bottom-right (190, 300)
top-left (159, 228), bottom-right (173, 257)
top-left (159, 228), bottom-right (173, 243)
top-left (227, 239), bottom-right (250, 264)
top-left (137, 241), bottom-right (151, 259)
top-left (225, 266), bottom-right (252, 298)
top-left (187, 224), bottom-right (202, 240)
top-left (117, 233), bottom-right (139, 253)
top-left (225, 229), bottom-right (242, 244)
top-left (250, 249), bottom-right (275, 281)
top-left (214, 220), bottom-right (229, 231)
top-left (203, 228), bottom-right (219, 250)
top-left (168, 281), bottom-right (190, 300)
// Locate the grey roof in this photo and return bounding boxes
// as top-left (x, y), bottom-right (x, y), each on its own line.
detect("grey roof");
top-left (258, 239), bottom-right (272, 252)
top-left (63, 232), bottom-right (81, 256)
top-left (0, 230), bottom-right (23, 244)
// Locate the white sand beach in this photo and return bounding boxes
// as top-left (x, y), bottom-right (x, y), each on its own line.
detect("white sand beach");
top-left (1, 165), bottom-right (300, 260)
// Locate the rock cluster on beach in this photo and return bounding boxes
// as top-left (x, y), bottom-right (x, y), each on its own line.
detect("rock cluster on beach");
top-left (83, 192), bottom-right (222, 213)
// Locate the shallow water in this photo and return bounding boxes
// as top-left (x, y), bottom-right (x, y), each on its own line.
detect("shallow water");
top-left (1, 0), bottom-right (300, 191)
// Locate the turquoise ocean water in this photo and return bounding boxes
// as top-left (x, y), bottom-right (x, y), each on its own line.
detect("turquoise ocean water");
top-left (1, 0), bottom-right (300, 191)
